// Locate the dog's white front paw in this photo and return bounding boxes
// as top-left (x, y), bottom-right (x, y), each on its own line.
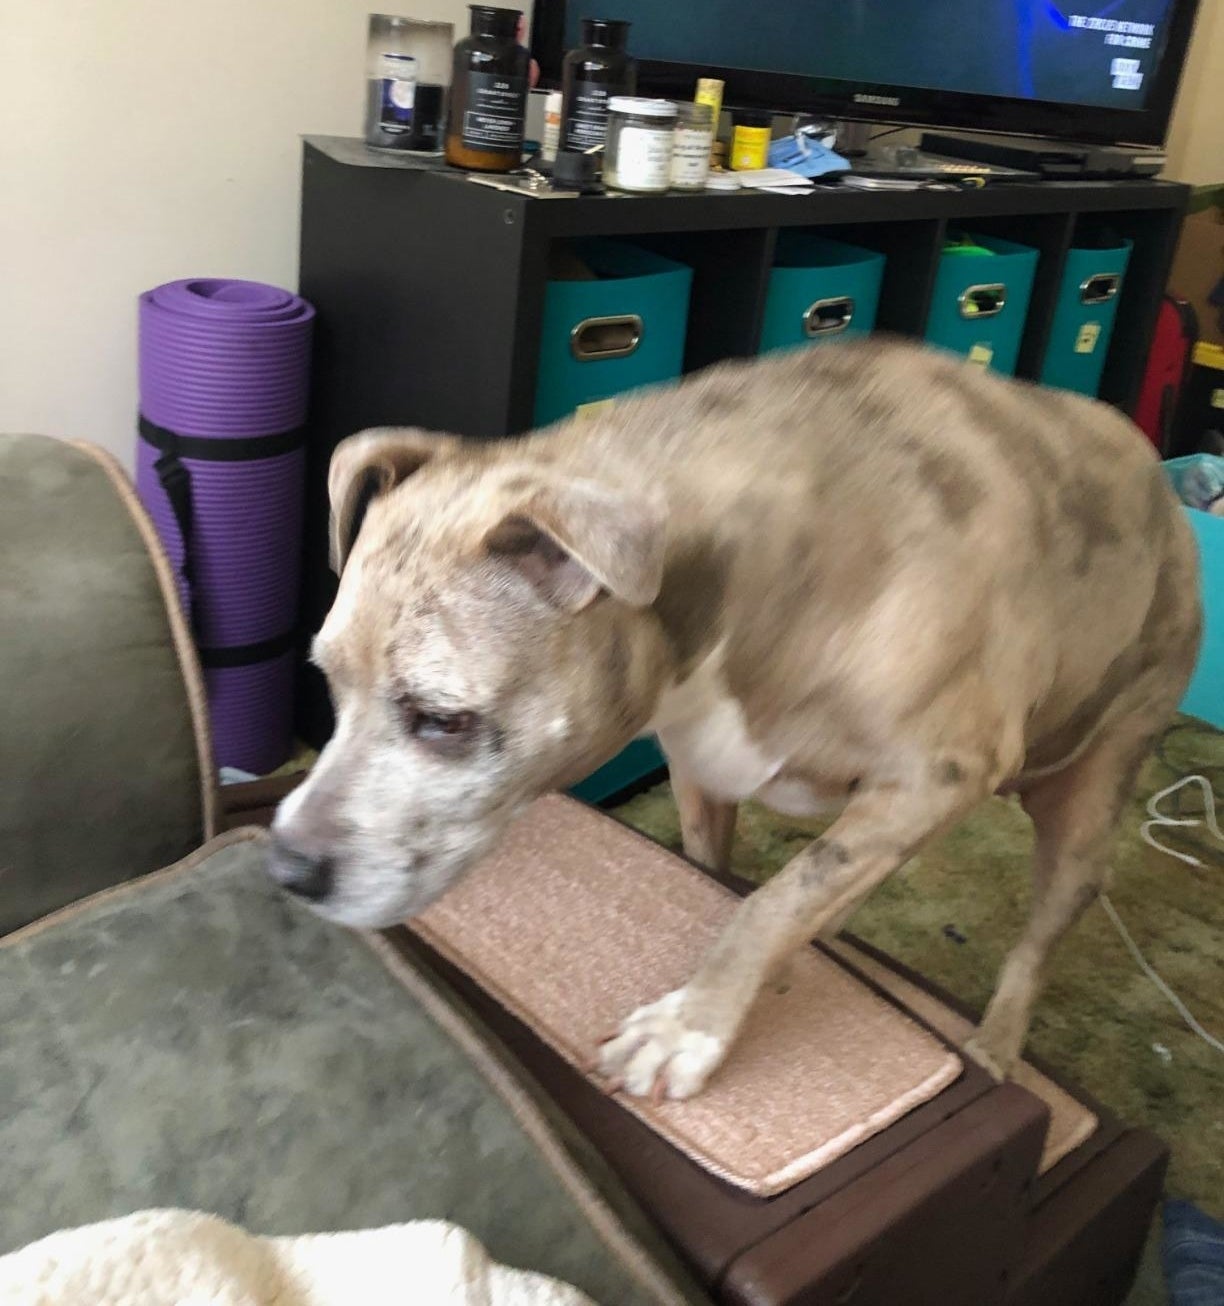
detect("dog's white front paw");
top-left (597, 989), bottom-right (727, 1100)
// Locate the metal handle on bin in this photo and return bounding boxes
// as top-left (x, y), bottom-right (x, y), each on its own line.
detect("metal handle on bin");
top-left (958, 284), bottom-right (1007, 319)
top-left (1079, 273), bottom-right (1121, 305)
top-left (570, 315), bottom-right (643, 362)
top-left (803, 296), bottom-right (855, 337)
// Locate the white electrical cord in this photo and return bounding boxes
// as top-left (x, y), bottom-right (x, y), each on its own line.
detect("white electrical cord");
top-left (1139, 773), bottom-right (1223, 867)
top-left (1098, 896), bottom-right (1224, 1057)
top-left (1100, 773), bottom-right (1224, 1057)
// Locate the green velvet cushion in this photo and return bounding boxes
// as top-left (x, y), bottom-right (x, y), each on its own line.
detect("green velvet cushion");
top-left (0, 835), bottom-right (702, 1305)
top-left (0, 435), bottom-right (208, 934)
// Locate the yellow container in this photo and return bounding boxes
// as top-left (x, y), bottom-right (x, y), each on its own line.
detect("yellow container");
top-left (694, 77), bottom-right (723, 124)
top-left (731, 118), bottom-right (770, 170)
top-left (695, 77), bottom-right (724, 164)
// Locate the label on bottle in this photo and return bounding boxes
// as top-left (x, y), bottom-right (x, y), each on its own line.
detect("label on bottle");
top-left (562, 80), bottom-right (611, 151)
top-left (611, 125), bottom-right (673, 191)
top-left (461, 72), bottom-right (528, 153)
top-left (671, 125), bottom-right (712, 188)
top-left (377, 54), bottom-right (416, 135)
top-left (379, 79), bottom-right (416, 131)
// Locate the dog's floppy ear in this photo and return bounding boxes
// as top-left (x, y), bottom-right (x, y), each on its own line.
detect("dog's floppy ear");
top-left (485, 475), bottom-right (666, 612)
top-left (328, 427), bottom-right (459, 573)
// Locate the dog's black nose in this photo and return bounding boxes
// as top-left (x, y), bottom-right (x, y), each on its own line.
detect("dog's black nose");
top-left (266, 837), bottom-right (334, 902)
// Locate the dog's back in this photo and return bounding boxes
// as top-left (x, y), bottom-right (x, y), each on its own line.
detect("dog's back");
top-left (549, 338), bottom-right (1201, 781)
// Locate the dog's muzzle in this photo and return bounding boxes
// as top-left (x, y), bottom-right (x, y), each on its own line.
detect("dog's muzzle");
top-left (265, 835), bottom-right (334, 903)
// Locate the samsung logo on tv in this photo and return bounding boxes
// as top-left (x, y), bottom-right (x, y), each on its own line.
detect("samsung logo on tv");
top-left (854, 93), bottom-right (901, 107)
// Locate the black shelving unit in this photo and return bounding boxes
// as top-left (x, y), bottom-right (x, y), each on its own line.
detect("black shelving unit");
top-left (296, 134), bottom-right (1188, 743)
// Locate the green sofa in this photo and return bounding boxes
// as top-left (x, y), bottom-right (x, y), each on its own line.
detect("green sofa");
top-left (0, 433), bottom-right (704, 1305)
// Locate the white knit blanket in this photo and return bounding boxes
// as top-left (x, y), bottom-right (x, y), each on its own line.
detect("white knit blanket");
top-left (0, 1209), bottom-right (595, 1305)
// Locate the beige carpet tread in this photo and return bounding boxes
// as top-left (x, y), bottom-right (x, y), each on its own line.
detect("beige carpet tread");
top-left (412, 795), bottom-right (963, 1196)
top-left (824, 938), bottom-right (1098, 1173)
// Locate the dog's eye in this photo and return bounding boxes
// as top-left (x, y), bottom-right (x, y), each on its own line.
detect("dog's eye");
top-left (407, 709), bottom-right (478, 742)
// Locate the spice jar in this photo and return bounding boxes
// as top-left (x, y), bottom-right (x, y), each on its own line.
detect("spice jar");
top-left (560, 19), bottom-right (635, 153)
top-left (670, 101), bottom-right (714, 191)
top-left (603, 97), bottom-right (676, 193)
top-left (445, 6), bottom-right (530, 172)
top-left (730, 109), bottom-right (772, 170)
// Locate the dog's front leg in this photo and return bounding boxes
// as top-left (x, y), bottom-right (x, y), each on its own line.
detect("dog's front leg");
top-left (670, 762), bottom-right (738, 874)
top-left (598, 771), bottom-right (986, 1100)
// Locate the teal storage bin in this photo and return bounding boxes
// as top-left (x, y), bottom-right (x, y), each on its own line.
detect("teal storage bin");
top-left (759, 232), bottom-right (885, 353)
top-left (1166, 458), bottom-right (1224, 729)
top-left (569, 737), bottom-right (667, 804)
top-left (535, 239), bottom-right (688, 800)
top-left (533, 240), bottom-right (693, 428)
top-left (925, 234), bottom-right (1040, 375)
top-left (1040, 239), bottom-right (1133, 396)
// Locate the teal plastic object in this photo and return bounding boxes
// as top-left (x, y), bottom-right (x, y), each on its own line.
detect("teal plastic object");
top-left (759, 232), bottom-right (885, 354)
top-left (1166, 458), bottom-right (1224, 729)
top-left (924, 233), bottom-right (1040, 375)
top-left (569, 737), bottom-right (667, 804)
top-left (533, 240), bottom-right (693, 428)
top-left (534, 239), bottom-right (688, 800)
top-left (1039, 240), bottom-right (1133, 396)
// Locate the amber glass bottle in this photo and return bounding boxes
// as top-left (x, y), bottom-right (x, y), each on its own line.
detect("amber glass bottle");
top-left (559, 19), bottom-right (635, 153)
top-left (445, 6), bottom-right (530, 172)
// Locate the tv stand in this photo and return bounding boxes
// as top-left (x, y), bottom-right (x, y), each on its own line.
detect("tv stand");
top-left (920, 132), bottom-right (1167, 180)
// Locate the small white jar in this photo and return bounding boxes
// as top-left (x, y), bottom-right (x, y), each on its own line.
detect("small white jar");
top-left (603, 97), bottom-right (677, 194)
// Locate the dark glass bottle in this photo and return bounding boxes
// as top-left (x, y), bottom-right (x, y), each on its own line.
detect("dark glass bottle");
top-left (446, 6), bottom-right (530, 172)
top-left (560, 19), bottom-right (635, 154)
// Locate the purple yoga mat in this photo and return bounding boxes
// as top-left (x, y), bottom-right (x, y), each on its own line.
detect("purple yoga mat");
top-left (135, 278), bottom-right (315, 775)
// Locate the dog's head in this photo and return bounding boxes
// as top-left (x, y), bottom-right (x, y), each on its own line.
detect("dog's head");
top-left (268, 427), bottom-right (668, 927)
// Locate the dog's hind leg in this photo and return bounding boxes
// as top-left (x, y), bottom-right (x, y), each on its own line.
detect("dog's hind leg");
top-left (966, 699), bottom-right (1168, 1080)
top-left (598, 757), bottom-right (994, 1099)
top-left (671, 762), bottom-right (738, 874)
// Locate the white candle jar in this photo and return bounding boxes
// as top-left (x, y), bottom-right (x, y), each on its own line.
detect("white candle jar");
top-left (603, 97), bottom-right (677, 194)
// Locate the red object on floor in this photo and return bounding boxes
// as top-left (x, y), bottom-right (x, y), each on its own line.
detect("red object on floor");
top-left (1135, 295), bottom-right (1198, 454)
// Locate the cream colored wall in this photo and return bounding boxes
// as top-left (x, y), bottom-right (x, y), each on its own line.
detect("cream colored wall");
top-left (0, 0), bottom-right (467, 464)
top-left (1, 0), bottom-right (1221, 466)
top-left (1165, 0), bottom-right (1224, 184)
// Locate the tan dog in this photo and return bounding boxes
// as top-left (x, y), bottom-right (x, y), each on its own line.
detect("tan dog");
top-left (269, 338), bottom-right (1201, 1099)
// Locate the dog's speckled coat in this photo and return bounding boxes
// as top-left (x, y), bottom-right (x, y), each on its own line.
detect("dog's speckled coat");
top-left (272, 338), bottom-right (1201, 1101)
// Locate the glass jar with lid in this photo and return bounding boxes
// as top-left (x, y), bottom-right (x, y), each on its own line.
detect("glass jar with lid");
top-left (669, 101), bottom-right (714, 191)
top-left (603, 97), bottom-right (677, 194)
top-left (364, 15), bottom-right (454, 153)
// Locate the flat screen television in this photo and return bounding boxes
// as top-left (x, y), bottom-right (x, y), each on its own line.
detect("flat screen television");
top-left (529, 0), bottom-right (1200, 147)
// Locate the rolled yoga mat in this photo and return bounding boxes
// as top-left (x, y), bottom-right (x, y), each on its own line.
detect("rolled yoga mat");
top-left (135, 278), bottom-right (315, 775)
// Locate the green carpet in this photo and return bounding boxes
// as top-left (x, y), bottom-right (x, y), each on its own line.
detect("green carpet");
top-left (614, 718), bottom-right (1224, 1226)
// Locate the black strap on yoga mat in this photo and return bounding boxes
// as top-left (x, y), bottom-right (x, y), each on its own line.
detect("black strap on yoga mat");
top-left (139, 415), bottom-right (305, 463)
top-left (151, 444), bottom-right (196, 595)
top-left (138, 414), bottom-right (306, 636)
top-left (197, 629), bottom-right (297, 669)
